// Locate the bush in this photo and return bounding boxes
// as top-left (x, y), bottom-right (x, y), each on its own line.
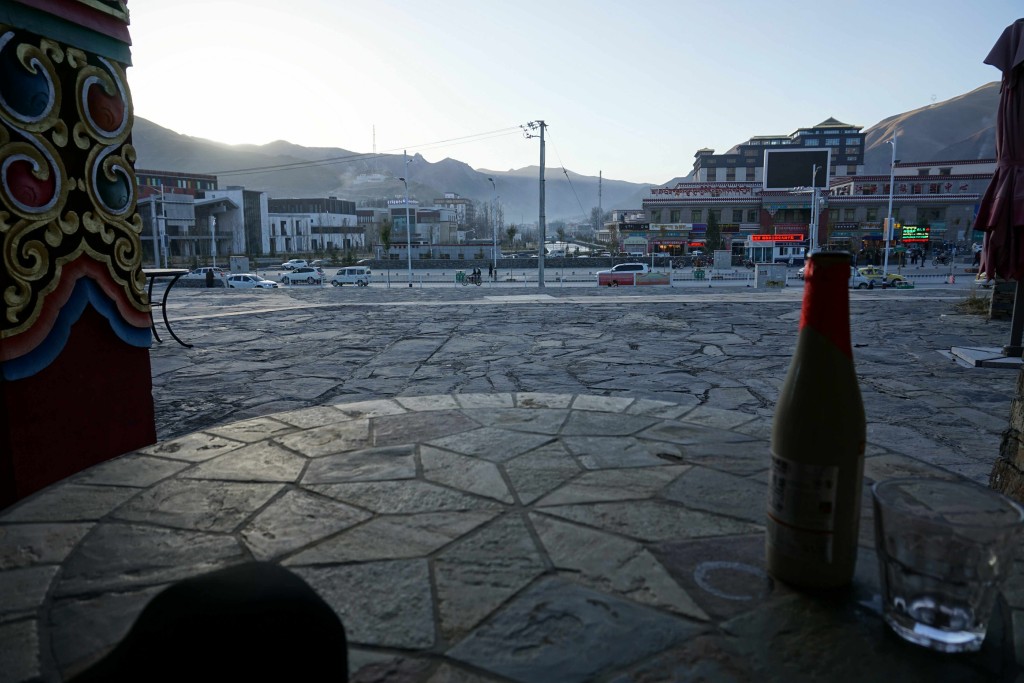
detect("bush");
top-left (954, 293), bottom-right (991, 316)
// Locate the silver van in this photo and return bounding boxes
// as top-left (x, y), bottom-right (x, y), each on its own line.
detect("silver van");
top-left (331, 266), bottom-right (372, 287)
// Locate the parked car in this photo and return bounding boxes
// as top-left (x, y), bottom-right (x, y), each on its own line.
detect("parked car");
top-left (280, 266), bottom-right (324, 285)
top-left (226, 273), bottom-right (279, 289)
top-left (848, 266), bottom-right (873, 289)
top-left (182, 266), bottom-right (227, 281)
top-left (596, 262), bottom-right (650, 286)
top-left (857, 266), bottom-right (907, 286)
top-left (281, 259), bottom-right (308, 270)
top-left (331, 266), bottom-right (372, 287)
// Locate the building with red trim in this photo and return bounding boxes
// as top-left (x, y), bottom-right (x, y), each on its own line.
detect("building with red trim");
top-left (630, 119), bottom-right (994, 259)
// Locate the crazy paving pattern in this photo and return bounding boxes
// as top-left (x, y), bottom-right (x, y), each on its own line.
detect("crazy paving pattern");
top-left (1, 393), bottom-right (1017, 682)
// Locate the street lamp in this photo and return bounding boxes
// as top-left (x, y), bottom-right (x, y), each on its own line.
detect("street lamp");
top-left (488, 177), bottom-right (497, 278)
top-left (809, 164), bottom-right (820, 255)
top-left (401, 150), bottom-right (412, 287)
top-left (884, 133), bottom-right (897, 277)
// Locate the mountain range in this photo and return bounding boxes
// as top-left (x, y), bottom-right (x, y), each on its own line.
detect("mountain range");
top-left (131, 82), bottom-right (1000, 223)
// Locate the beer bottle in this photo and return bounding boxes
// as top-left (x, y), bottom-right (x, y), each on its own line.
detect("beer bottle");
top-left (766, 251), bottom-right (866, 587)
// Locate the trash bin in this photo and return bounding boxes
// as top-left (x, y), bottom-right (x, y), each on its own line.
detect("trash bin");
top-left (456, 270), bottom-right (465, 283)
top-left (693, 268), bottom-right (705, 281)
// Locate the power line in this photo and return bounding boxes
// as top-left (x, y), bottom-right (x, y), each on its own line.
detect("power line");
top-left (546, 129), bottom-right (589, 218)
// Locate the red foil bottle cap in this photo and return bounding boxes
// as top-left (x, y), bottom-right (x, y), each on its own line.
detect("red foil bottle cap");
top-left (799, 254), bottom-right (853, 358)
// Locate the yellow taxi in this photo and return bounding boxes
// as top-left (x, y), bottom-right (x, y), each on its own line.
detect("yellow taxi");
top-left (857, 266), bottom-right (908, 286)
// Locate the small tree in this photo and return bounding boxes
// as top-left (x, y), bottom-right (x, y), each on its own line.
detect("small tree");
top-left (705, 212), bottom-right (722, 252)
top-left (556, 226), bottom-right (566, 244)
top-left (380, 216), bottom-right (393, 279)
top-left (506, 225), bottom-right (518, 249)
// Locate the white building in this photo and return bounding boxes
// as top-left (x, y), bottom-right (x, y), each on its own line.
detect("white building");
top-left (267, 197), bottom-right (362, 254)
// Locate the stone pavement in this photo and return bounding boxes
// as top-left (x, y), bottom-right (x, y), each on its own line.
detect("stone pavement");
top-left (2, 285), bottom-right (1023, 682)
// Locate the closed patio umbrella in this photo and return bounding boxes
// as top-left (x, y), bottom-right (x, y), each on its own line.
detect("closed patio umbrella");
top-left (977, 18), bottom-right (1024, 356)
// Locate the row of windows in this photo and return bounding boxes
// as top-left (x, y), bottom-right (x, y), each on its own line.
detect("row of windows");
top-left (857, 182), bottom-right (956, 196)
top-left (646, 207), bottom-right (950, 225)
top-left (139, 177), bottom-right (215, 190)
top-left (651, 209), bottom-right (760, 223)
top-left (829, 208), bottom-right (947, 222)
top-left (802, 137), bottom-right (861, 146)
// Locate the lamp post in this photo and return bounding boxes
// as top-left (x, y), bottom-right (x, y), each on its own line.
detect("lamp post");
top-left (488, 177), bottom-right (497, 279)
top-left (401, 150), bottom-right (412, 287)
top-left (884, 133), bottom-right (897, 277)
top-left (809, 164), bottom-right (820, 255)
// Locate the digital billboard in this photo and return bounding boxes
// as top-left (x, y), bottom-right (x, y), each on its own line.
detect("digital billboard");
top-left (763, 148), bottom-right (831, 191)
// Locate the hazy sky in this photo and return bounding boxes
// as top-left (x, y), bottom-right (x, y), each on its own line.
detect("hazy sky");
top-left (126, 0), bottom-right (1020, 184)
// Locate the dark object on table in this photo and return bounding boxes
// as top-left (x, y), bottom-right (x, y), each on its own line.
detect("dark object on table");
top-left (71, 562), bottom-right (348, 683)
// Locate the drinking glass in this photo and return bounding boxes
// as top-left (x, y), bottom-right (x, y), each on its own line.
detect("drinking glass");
top-left (872, 477), bottom-right (1024, 652)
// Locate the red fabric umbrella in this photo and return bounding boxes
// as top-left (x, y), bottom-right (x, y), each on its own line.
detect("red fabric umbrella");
top-left (976, 19), bottom-right (1024, 355)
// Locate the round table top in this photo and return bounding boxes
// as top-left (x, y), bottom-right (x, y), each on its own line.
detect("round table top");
top-left (0, 393), bottom-right (1015, 681)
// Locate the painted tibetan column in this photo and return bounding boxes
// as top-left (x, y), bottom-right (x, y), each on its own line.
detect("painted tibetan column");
top-left (0, 7), bottom-right (155, 507)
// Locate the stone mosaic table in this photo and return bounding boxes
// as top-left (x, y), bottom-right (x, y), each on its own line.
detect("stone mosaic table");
top-left (1, 393), bottom-right (1020, 682)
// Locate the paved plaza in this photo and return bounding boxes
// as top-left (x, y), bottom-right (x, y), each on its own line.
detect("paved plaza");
top-left (3, 283), bottom-right (1024, 682)
top-left (151, 283), bottom-right (1016, 487)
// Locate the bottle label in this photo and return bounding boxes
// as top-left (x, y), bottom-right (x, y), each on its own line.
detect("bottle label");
top-left (767, 454), bottom-right (839, 562)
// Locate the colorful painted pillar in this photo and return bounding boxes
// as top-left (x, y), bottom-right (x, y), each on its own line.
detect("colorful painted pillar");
top-left (0, 1), bottom-right (155, 507)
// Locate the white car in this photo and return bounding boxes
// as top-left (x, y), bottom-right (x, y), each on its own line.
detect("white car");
top-left (331, 266), bottom-right (372, 287)
top-left (226, 273), bottom-right (278, 289)
top-left (281, 259), bottom-right (308, 270)
top-left (281, 266), bottom-right (324, 285)
top-left (182, 266), bottom-right (227, 281)
top-left (849, 266), bottom-right (873, 289)
top-left (798, 265), bottom-right (871, 288)
top-left (596, 262), bottom-right (651, 286)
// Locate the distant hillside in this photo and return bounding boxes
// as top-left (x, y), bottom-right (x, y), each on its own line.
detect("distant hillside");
top-left (862, 82), bottom-right (998, 172)
top-left (131, 82), bottom-right (1000, 221)
top-left (131, 119), bottom-right (649, 223)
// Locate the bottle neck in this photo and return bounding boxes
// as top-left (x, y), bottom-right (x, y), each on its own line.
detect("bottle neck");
top-left (799, 253), bottom-right (853, 359)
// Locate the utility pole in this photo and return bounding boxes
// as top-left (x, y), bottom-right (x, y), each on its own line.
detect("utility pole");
top-left (810, 164), bottom-right (820, 254)
top-left (884, 133), bottom-right (897, 278)
top-left (523, 120), bottom-right (547, 288)
top-left (598, 170), bottom-right (603, 242)
top-left (488, 177), bottom-right (497, 276)
top-left (400, 150), bottom-right (413, 287)
top-left (159, 186), bottom-right (168, 268)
